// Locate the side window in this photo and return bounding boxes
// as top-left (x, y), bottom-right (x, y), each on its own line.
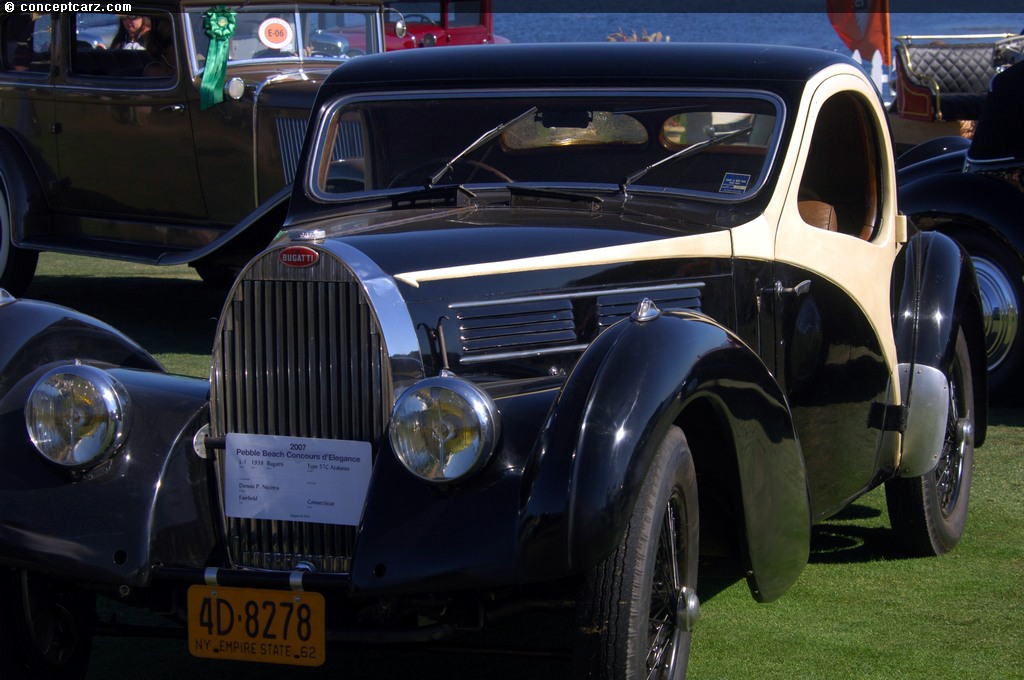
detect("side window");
top-left (70, 12), bottom-right (177, 80)
top-left (797, 92), bottom-right (881, 241)
top-left (1, 13), bottom-right (51, 75)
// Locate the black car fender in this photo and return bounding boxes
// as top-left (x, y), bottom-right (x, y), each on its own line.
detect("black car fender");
top-left (895, 137), bottom-right (969, 176)
top-left (0, 297), bottom-right (163, 394)
top-left (522, 308), bottom-right (810, 603)
top-left (350, 310), bottom-right (809, 602)
top-left (157, 185), bottom-right (292, 268)
top-left (0, 127), bottom-right (51, 244)
top-left (893, 230), bottom-right (987, 465)
top-left (0, 365), bottom-right (213, 586)
top-left (0, 298), bottom-right (215, 584)
top-left (899, 170), bottom-right (1024, 265)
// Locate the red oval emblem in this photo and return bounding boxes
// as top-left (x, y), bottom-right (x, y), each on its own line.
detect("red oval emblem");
top-left (279, 245), bottom-right (319, 268)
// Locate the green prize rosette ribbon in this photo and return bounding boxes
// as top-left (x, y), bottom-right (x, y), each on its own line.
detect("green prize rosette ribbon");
top-left (200, 6), bottom-right (237, 110)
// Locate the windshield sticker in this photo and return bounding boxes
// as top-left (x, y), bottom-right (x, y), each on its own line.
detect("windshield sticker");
top-left (720, 172), bottom-right (751, 194)
top-left (258, 17), bottom-right (294, 51)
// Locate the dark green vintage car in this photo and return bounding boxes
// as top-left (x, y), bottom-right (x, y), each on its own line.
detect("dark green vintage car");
top-left (0, 43), bottom-right (987, 678)
top-left (0, 0), bottom-right (386, 292)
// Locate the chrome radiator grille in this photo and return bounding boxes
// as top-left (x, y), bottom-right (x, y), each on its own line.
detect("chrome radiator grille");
top-left (211, 252), bottom-right (390, 573)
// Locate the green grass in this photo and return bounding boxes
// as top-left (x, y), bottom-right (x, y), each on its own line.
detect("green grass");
top-left (29, 253), bottom-right (223, 378)
top-left (26, 254), bottom-right (1024, 679)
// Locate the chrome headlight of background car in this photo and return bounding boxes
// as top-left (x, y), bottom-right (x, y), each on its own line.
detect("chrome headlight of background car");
top-left (24, 364), bottom-right (131, 468)
top-left (389, 376), bottom-right (500, 483)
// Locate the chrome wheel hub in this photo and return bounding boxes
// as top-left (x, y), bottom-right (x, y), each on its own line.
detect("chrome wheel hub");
top-left (675, 587), bottom-right (700, 633)
top-left (972, 255), bottom-right (1019, 371)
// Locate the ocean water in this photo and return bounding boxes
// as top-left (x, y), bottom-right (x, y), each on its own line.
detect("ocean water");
top-left (490, 11), bottom-right (1023, 101)
top-left (491, 12), bottom-right (1024, 51)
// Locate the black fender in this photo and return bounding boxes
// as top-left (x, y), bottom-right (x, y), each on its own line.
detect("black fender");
top-left (899, 170), bottom-right (1024, 267)
top-left (895, 136), bottom-right (969, 174)
top-left (0, 297), bottom-right (216, 584)
top-left (0, 127), bottom-right (52, 244)
top-left (159, 185), bottom-right (291, 268)
top-left (521, 309), bottom-right (810, 603)
top-left (350, 311), bottom-right (808, 601)
top-left (0, 296), bottom-right (163, 395)
top-left (894, 230), bottom-right (987, 447)
top-left (0, 365), bottom-right (214, 586)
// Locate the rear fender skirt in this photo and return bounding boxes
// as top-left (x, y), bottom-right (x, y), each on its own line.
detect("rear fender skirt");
top-left (894, 231), bottom-right (987, 463)
top-left (522, 309), bottom-right (810, 603)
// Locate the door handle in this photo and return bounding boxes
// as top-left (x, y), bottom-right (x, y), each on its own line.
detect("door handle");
top-left (773, 280), bottom-right (812, 298)
top-left (158, 104), bottom-right (187, 114)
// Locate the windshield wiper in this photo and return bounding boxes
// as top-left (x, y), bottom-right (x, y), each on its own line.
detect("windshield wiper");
top-left (427, 107), bottom-right (538, 187)
top-left (618, 125), bottom-right (754, 194)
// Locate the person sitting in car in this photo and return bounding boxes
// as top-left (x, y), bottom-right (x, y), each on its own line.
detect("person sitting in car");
top-left (110, 14), bottom-right (152, 50)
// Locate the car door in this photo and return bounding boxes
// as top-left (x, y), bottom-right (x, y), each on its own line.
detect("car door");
top-left (51, 10), bottom-right (205, 223)
top-left (772, 73), bottom-right (901, 520)
top-left (442, 0), bottom-right (491, 45)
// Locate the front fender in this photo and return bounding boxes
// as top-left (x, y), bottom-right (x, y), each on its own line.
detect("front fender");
top-left (0, 366), bottom-right (214, 586)
top-left (523, 309), bottom-right (810, 603)
top-left (899, 171), bottom-right (1024, 265)
top-left (0, 296), bottom-right (163, 397)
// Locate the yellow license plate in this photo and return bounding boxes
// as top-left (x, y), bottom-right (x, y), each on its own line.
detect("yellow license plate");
top-left (187, 585), bottom-right (325, 667)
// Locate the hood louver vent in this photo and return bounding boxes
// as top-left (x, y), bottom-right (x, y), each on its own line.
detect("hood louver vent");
top-left (453, 283), bottom-right (703, 365)
top-left (597, 286), bottom-right (703, 328)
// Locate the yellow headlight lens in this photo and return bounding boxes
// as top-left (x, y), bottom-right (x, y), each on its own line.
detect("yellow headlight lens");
top-left (25, 365), bottom-right (130, 468)
top-left (389, 377), bottom-right (500, 483)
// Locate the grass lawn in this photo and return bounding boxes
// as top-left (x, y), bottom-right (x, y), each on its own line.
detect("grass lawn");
top-left (24, 254), bottom-right (1024, 679)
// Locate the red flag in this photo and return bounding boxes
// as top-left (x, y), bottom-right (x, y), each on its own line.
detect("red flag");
top-left (827, 0), bottom-right (891, 66)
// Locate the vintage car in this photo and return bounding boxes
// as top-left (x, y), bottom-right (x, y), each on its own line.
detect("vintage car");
top-left (385, 0), bottom-right (506, 49)
top-left (898, 55), bottom-right (1024, 401)
top-left (0, 0), bottom-right (386, 294)
top-left (0, 43), bottom-right (986, 678)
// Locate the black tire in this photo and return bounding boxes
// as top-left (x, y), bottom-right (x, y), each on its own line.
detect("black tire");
top-left (0, 569), bottom-right (95, 679)
top-left (886, 328), bottom-right (974, 556)
top-left (946, 226), bottom-right (1023, 402)
top-left (574, 426), bottom-right (699, 680)
top-left (0, 189), bottom-right (38, 297)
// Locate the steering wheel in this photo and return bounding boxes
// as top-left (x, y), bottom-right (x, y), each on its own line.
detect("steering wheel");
top-left (404, 14), bottom-right (440, 26)
top-left (388, 158), bottom-right (513, 188)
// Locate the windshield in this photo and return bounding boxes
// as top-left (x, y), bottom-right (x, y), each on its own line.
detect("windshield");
top-left (186, 4), bottom-right (380, 73)
top-left (309, 93), bottom-right (782, 201)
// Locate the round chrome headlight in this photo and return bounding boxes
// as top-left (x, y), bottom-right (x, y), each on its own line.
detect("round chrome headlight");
top-left (24, 365), bottom-right (131, 468)
top-left (389, 377), bottom-right (500, 483)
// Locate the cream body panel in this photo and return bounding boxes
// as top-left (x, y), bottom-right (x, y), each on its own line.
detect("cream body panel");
top-left (395, 228), bottom-right (733, 287)
top-left (772, 65), bottom-right (901, 402)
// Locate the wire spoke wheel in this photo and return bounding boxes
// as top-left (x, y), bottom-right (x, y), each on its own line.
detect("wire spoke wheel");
top-left (575, 426), bottom-right (699, 680)
top-left (0, 569), bottom-right (95, 679)
top-left (935, 367), bottom-right (969, 517)
top-left (646, 491), bottom-right (684, 678)
top-left (886, 327), bottom-right (975, 556)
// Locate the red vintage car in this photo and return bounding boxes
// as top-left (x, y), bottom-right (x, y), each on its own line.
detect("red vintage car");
top-left (386, 0), bottom-right (507, 49)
